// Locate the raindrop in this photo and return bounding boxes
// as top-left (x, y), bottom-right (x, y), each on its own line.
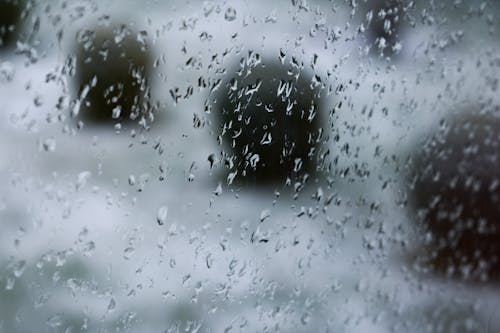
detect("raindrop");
top-left (0, 61), bottom-right (15, 82)
top-left (301, 313), bottom-right (311, 325)
top-left (76, 171), bottom-right (91, 191)
top-left (259, 209), bottom-right (271, 222)
top-left (82, 241), bottom-right (95, 256)
top-left (206, 253), bottom-right (213, 269)
top-left (107, 298), bottom-right (116, 312)
top-left (128, 175), bottom-right (136, 186)
top-left (13, 260), bottom-right (26, 278)
top-left (224, 7), bottom-right (237, 21)
top-left (182, 274), bottom-right (191, 286)
top-left (5, 274), bottom-right (15, 290)
top-left (34, 95), bottom-right (43, 107)
top-left (208, 153), bottom-right (216, 168)
top-left (41, 138), bottom-right (56, 152)
top-left (227, 171), bottom-right (237, 185)
top-left (112, 106), bottom-right (122, 119)
top-left (214, 183), bottom-right (223, 196)
top-left (46, 314), bottom-right (63, 328)
top-left (157, 205), bottom-right (168, 225)
top-left (124, 247), bottom-right (135, 260)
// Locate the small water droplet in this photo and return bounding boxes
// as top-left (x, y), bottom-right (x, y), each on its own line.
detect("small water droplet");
top-left (214, 183), bottom-right (223, 196)
top-left (13, 260), bottom-right (26, 278)
top-left (124, 247), bottom-right (135, 260)
top-left (34, 95), bottom-right (44, 107)
top-left (227, 171), bottom-right (237, 185)
top-left (182, 274), bottom-right (191, 286)
top-left (0, 61), bottom-right (15, 83)
top-left (41, 138), bottom-right (56, 152)
top-left (224, 7), bottom-right (237, 21)
top-left (206, 253), bottom-right (213, 269)
top-left (301, 313), bottom-right (311, 325)
top-left (5, 274), bottom-right (15, 290)
top-left (259, 209), bottom-right (271, 222)
top-left (76, 171), bottom-right (91, 191)
top-left (249, 154), bottom-right (260, 168)
top-left (46, 314), bottom-right (63, 328)
top-left (107, 298), bottom-right (116, 312)
top-left (82, 241), bottom-right (95, 256)
top-left (157, 206), bottom-right (168, 225)
top-left (35, 292), bottom-right (50, 308)
top-left (208, 153), bottom-right (216, 168)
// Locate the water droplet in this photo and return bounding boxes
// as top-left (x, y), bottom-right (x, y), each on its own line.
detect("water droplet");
top-left (82, 241), bottom-right (95, 256)
top-left (301, 312), bottom-right (311, 325)
top-left (214, 183), bottom-right (223, 196)
top-left (76, 171), bottom-right (91, 191)
top-left (5, 274), bottom-right (15, 290)
top-left (249, 154), bottom-right (260, 168)
top-left (182, 274), bottom-right (191, 286)
top-left (206, 253), bottom-right (213, 269)
top-left (157, 206), bottom-right (168, 225)
top-left (34, 95), bottom-right (44, 107)
top-left (0, 61), bottom-right (15, 83)
top-left (224, 7), bottom-right (237, 21)
top-left (392, 41), bottom-right (402, 54)
top-left (35, 293), bottom-right (50, 308)
top-left (41, 138), bottom-right (56, 152)
top-left (13, 260), bottom-right (26, 278)
top-left (107, 298), bottom-right (116, 312)
top-left (259, 209), bottom-right (271, 222)
top-left (260, 132), bottom-right (272, 145)
top-left (112, 106), bottom-right (122, 119)
top-left (227, 171), bottom-right (237, 185)
top-left (47, 314), bottom-right (63, 328)
top-left (124, 247), bottom-right (135, 260)
top-left (55, 251), bottom-right (67, 267)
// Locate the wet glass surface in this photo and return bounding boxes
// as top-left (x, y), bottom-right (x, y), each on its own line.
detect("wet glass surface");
top-left (1, 1), bottom-right (500, 332)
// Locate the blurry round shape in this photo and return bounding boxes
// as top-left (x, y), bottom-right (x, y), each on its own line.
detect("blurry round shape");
top-left (361, 0), bottom-right (404, 57)
top-left (0, 0), bottom-right (24, 48)
top-left (410, 113), bottom-right (500, 280)
top-left (213, 53), bottom-right (324, 185)
top-left (73, 25), bottom-right (151, 125)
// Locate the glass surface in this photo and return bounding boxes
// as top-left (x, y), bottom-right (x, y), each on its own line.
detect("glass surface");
top-left (1, 1), bottom-right (499, 332)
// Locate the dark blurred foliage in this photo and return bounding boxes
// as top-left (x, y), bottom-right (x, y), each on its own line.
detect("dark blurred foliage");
top-left (73, 24), bottom-right (152, 125)
top-left (409, 113), bottom-right (500, 281)
top-left (213, 52), bottom-right (325, 186)
top-left (0, 0), bottom-right (25, 48)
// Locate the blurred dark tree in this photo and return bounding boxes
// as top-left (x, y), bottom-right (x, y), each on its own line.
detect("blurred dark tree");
top-left (409, 113), bottom-right (500, 281)
top-left (213, 52), bottom-right (325, 186)
top-left (0, 0), bottom-right (24, 48)
top-left (73, 24), bottom-right (151, 125)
